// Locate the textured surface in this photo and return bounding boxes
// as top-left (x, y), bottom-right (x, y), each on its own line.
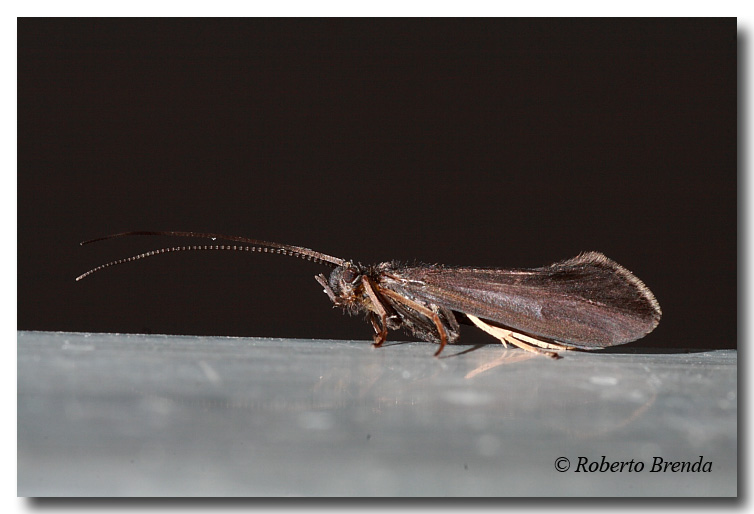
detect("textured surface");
top-left (18, 331), bottom-right (737, 497)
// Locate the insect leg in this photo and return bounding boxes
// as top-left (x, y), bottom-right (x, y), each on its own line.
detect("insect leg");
top-left (378, 287), bottom-right (449, 356)
top-left (367, 312), bottom-right (387, 347)
top-left (508, 331), bottom-right (576, 351)
top-left (362, 276), bottom-right (389, 348)
top-left (466, 314), bottom-right (560, 359)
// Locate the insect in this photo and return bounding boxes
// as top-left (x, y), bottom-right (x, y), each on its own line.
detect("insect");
top-left (77, 231), bottom-right (662, 358)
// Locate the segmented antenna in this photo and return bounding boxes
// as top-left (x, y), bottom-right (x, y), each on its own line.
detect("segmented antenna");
top-left (76, 231), bottom-right (347, 281)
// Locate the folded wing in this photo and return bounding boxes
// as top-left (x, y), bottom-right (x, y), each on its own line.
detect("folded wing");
top-left (393, 252), bottom-right (661, 349)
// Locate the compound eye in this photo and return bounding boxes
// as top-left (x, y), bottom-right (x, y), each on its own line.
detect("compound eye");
top-left (342, 268), bottom-right (359, 283)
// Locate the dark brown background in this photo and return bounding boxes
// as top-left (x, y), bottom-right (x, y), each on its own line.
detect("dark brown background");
top-left (18, 18), bottom-right (737, 350)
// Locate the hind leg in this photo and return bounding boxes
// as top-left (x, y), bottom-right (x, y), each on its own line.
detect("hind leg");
top-left (466, 314), bottom-right (564, 359)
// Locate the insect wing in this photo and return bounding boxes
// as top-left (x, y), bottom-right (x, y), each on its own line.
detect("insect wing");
top-left (390, 252), bottom-right (661, 349)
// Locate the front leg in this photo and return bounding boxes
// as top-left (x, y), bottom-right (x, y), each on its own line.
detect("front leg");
top-left (377, 287), bottom-right (449, 357)
top-left (368, 312), bottom-right (388, 347)
top-left (362, 276), bottom-right (389, 348)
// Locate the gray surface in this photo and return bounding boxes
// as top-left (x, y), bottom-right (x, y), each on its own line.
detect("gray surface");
top-left (18, 331), bottom-right (737, 497)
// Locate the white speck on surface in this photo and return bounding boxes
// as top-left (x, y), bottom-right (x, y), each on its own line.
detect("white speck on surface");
top-left (590, 375), bottom-right (618, 386)
top-left (61, 341), bottom-right (94, 352)
top-left (628, 389), bottom-right (647, 402)
top-left (443, 389), bottom-right (494, 406)
top-left (298, 411), bottom-right (334, 431)
top-left (197, 360), bottom-right (221, 384)
top-left (139, 396), bottom-right (174, 417)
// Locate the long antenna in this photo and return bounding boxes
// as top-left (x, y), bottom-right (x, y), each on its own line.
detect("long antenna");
top-left (76, 231), bottom-right (347, 281)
